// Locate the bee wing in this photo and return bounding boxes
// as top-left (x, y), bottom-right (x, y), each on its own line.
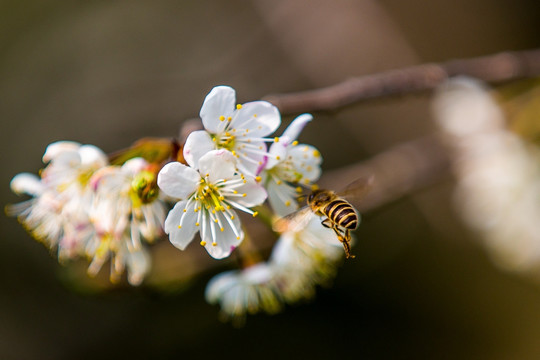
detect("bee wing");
top-left (337, 175), bottom-right (375, 202)
top-left (272, 206), bottom-right (314, 233)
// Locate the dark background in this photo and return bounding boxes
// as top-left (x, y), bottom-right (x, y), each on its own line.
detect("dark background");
top-left (1, 1), bottom-right (539, 359)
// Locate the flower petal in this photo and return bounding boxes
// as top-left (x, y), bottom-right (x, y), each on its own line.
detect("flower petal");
top-left (78, 145), bottom-right (108, 168)
top-left (205, 270), bottom-right (237, 303)
top-left (126, 248), bottom-right (151, 286)
top-left (288, 144), bottom-right (323, 182)
top-left (200, 86), bottom-right (236, 133)
top-left (164, 200), bottom-right (199, 250)
top-left (202, 210), bottom-right (243, 259)
top-left (232, 101), bottom-right (281, 137)
top-left (183, 130), bottom-right (216, 169)
top-left (235, 179), bottom-right (267, 207)
top-left (157, 162), bottom-right (199, 199)
top-left (265, 142), bottom-right (288, 169)
top-left (42, 141), bottom-right (81, 163)
top-left (267, 180), bottom-right (299, 217)
top-left (122, 157), bottom-right (148, 175)
top-left (281, 114), bottom-right (313, 143)
top-left (199, 149), bottom-right (237, 183)
top-left (10, 173), bottom-right (44, 196)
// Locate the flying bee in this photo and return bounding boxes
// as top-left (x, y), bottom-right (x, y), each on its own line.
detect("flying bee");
top-left (273, 177), bottom-right (373, 259)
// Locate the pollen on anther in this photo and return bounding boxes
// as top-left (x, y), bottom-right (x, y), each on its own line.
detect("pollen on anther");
top-left (276, 180), bottom-right (282, 185)
top-left (230, 215), bottom-right (235, 220)
top-left (220, 227), bottom-right (224, 232)
top-left (212, 242), bottom-right (218, 246)
top-left (233, 190), bottom-right (238, 194)
top-left (255, 176), bottom-right (262, 182)
top-left (177, 225), bottom-right (182, 229)
top-left (252, 211), bottom-right (259, 217)
top-left (292, 140), bottom-right (299, 146)
top-left (253, 114), bottom-right (258, 117)
top-left (236, 236), bottom-right (240, 240)
top-left (242, 193), bottom-right (247, 197)
top-left (296, 186), bottom-right (303, 193)
top-left (227, 117), bottom-right (232, 121)
top-left (214, 219), bottom-right (218, 223)
top-left (200, 241), bottom-right (206, 246)
top-left (183, 209), bottom-right (187, 213)
top-left (274, 137), bottom-right (279, 143)
top-left (285, 201), bottom-right (291, 206)
top-left (236, 104), bottom-right (242, 110)
top-left (219, 115), bottom-right (225, 121)
top-left (276, 156), bottom-right (281, 160)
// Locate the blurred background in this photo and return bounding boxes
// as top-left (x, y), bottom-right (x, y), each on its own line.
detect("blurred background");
top-left (1, 0), bottom-right (540, 359)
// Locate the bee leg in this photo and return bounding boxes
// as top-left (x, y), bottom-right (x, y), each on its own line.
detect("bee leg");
top-left (334, 227), bottom-right (355, 259)
top-left (321, 218), bottom-right (332, 228)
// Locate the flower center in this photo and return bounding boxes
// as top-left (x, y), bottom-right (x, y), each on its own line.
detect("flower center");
top-left (196, 179), bottom-right (227, 212)
top-left (212, 132), bottom-right (236, 151)
top-left (130, 170), bottom-right (159, 207)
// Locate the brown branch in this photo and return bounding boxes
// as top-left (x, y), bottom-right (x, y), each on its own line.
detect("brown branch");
top-left (263, 48), bottom-right (540, 114)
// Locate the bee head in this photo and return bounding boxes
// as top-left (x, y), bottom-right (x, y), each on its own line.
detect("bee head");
top-left (307, 189), bottom-right (333, 209)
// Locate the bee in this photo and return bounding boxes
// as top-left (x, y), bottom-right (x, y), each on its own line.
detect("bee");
top-left (273, 177), bottom-right (372, 259)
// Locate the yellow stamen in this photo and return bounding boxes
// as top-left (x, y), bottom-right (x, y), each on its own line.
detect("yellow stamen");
top-left (212, 242), bottom-right (218, 246)
top-left (274, 137), bottom-right (279, 143)
top-left (200, 241), bottom-right (206, 246)
top-left (252, 211), bottom-right (259, 217)
top-left (236, 104), bottom-right (242, 109)
top-left (292, 140), bottom-right (298, 146)
top-left (219, 115), bottom-right (225, 121)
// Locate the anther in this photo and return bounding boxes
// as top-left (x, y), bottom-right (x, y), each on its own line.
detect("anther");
top-left (220, 227), bottom-right (224, 232)
top-left (274, 137), bottom-right (279, 143)
top-left (219, 115), bottom-right (225, 121)
top-left (255, 176), bottom-right (262, 182)
top-left (292, 141), bottom-right (298, 146)
top-left (212, 242), bottom-right (218, 246)
top-left (252, 211), bottom-right (259, 217)
top-left (285, 201), bottom-right (291, 206)
top-left (200, 241), bottom-right (206, 246)
top-left (178, 225), bottom-right (182, 229)
top-left (196, 222), bottom-right (200, 226)
top-left (236, 104), bottom-right (242, 109)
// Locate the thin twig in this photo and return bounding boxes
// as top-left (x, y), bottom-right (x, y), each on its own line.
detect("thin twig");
top-left (263, 48), bottom-right (540, 114)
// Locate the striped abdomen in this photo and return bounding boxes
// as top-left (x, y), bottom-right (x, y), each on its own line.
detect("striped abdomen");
top-left (323, 199), bottom-right (358, 230)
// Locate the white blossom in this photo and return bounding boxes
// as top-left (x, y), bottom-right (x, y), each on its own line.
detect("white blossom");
top-left (270, 217), bottom-right (344, 302)
top-left (158, 149), bottom-right (267, 259)
top-left (8, 141), bottom-right (107, 260)
top-left (262, 114), bottom-right (323, 216)
top-left (183, 85), bottom-right (281, 177)
top-left (86, 157), bottom-right (166, 285)
top-left (205, 263), bottom-right (283, 325)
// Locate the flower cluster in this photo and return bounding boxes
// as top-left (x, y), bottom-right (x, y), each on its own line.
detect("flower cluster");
top-left (9, 85), bottom-right (348, 322)
top-left (205, 217), bottom-right (345, 324)
top-left (8, 141), bottom-right (166, 285)
top-left (157, 85), bottom-right (324, 259)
